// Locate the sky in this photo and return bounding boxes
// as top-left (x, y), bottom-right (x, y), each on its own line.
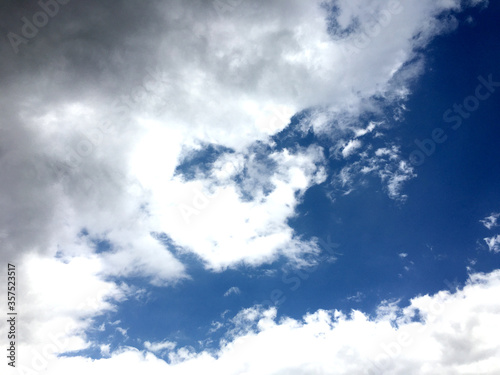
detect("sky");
top-left (1, 0), bottom-right (500, 374)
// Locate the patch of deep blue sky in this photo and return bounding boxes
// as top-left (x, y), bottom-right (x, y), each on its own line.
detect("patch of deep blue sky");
top-left (76, 3), bottom-right (500, 359)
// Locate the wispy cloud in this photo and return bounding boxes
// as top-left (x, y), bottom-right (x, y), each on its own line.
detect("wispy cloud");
top-left (484, 235), bottom-right (500, 253)
top-left (346, 291), bottom-right (365, 302)
top-left (341, 139), bottom-right (362, 158)
top-left (332, 144), bottom-right (416, 201)
top-left (116, 327), bottom-right (128, 338)
top-left (481, 213), bottom-right (500, 230)
top-left (224, 286), bottom-right (242, 297)
top-left (144, 340), bottom-right (177, 354)
top-left (100, 344), bottom-right (111, 357)
top-left (383, 160), bottom-right (416, 201)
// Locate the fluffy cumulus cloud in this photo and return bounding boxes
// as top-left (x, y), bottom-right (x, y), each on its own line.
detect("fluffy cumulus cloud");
top-left (0, 253), bottom-right (141, 374)
top-left (7, 269), bottom-right (500, 375)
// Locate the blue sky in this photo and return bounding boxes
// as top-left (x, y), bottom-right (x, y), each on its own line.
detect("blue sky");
top-left (1, 1), bottom-right (500, 374)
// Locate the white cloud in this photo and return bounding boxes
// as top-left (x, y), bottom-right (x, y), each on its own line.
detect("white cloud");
top-left (342, 139), bottom-right (362, 158)
top-left (484, 235), bottom-right (500, 253)
top-left (0, 253), bottom-right (134, 374)
top-left (383, 160), bottom-right (416, 201)
top-left (346, 291), bottom-right (365, 302)
top-left (332, 145), bottom-right (416, 201)
top-left (8, 269), bottom-right (500, 375)
top-left (399, 253), bottom-right (408, 258)
top-left (224, 287), bottom-right (242, 297)
top-left (354, 121), bottom-right (380, 138)
top-left (375, 146), bottom-right (400, 159)
top-left (144, 340), bottom-right (177, 354)
top-left (150, 145), bottom-right (327, 270)
top-left (116, 327), bottom-right (128, 338)
top-left (209, 321), bottom-right (224, 334)
top-left (100, 344), bottom-right (111, 357)
top-left (481, 213), bottom-right (500, 230)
